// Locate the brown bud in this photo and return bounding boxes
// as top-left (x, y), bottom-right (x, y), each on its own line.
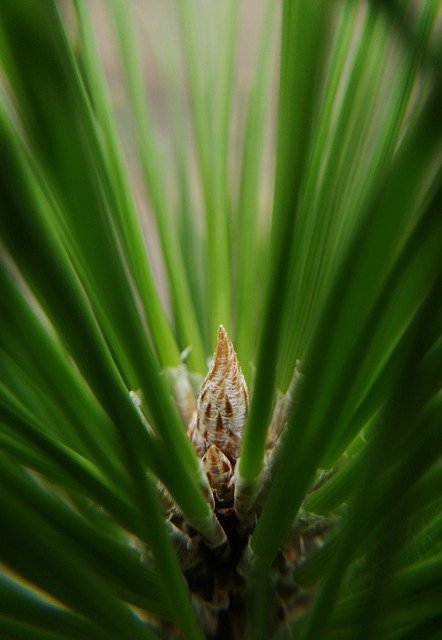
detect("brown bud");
top-left (195, 325), bottom-right (249, 462)
top-left (202, 444), bottom-right (234, 502)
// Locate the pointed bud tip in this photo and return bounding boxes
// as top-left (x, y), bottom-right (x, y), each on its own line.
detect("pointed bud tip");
top-left (215, 325), bottom-right (232, 360)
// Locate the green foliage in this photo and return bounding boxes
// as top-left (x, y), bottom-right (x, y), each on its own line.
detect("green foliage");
top-left (0, 1), bottom-right (440, 638)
